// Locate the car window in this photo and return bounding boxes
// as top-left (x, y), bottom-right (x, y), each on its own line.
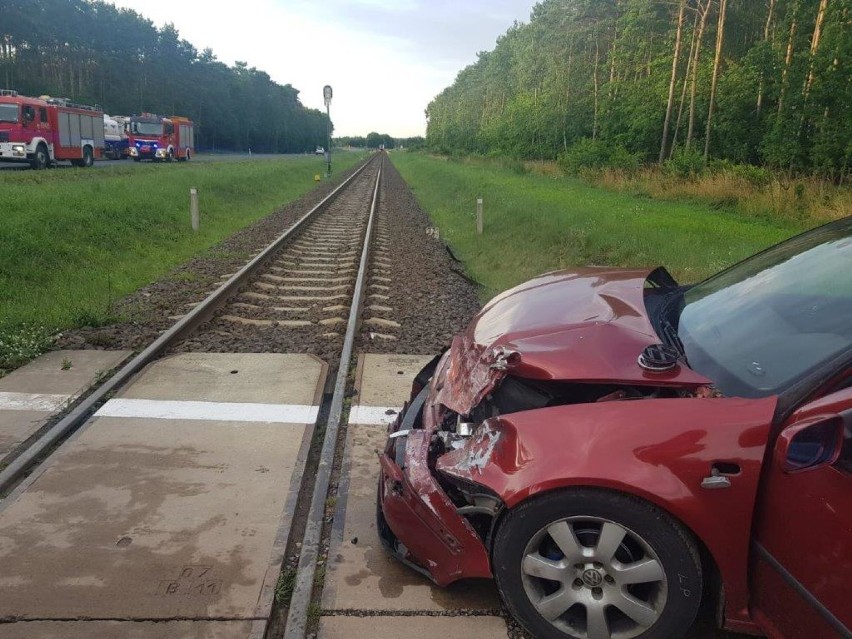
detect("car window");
top-left (0, 103), bottom-right (17, 122)
top-left (678, 220), bottom-right (852, 398)
top-left (39, 107), bottom-right (48, 123)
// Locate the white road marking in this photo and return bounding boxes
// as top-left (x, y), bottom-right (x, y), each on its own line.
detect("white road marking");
top-left (0, 392), bottom-right (71, 412)
top-left (348, 405), bottom-right (401, 426)
top-left (95, 398), bottom-right (319, 424)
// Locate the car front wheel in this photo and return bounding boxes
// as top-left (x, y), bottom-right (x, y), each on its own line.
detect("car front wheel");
top-left (30, 144), bottom-right (49, 170)
top-left (493, 489), bottom-right (702, 639)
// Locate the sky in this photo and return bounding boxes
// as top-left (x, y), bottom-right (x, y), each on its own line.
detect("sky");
top-left (106, 0), bottom-right (539, 138)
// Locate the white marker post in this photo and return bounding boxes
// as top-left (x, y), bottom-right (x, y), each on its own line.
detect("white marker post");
top-left (323, 85), bottom-right (333, 178)
top-left (476, 197), bottom-right (483, 235)
top-left (190, 187), bottom-right (199, 232)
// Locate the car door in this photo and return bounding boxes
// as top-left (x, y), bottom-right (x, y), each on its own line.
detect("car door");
top-left (37, 106), bottom-right (50, 137)
top-left (750, 378), bottom-right (852, 639)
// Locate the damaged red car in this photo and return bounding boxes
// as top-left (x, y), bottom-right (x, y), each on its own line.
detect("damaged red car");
top-left (378, 217), bottom-right (851, 639)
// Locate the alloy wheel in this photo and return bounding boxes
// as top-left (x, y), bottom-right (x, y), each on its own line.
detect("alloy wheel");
top-left (521, 516), bottom-right (667, 639)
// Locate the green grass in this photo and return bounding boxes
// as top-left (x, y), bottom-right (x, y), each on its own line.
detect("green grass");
top-left (0, 323), bottom-right (54, 372)
top-left (0, 154), bottom-right (363, 328)
top-left (275, 566), bottom-right (297, 605)
top-left (390, 153), bottom-right (807, 299)
top-left (0, 153), bottom-right (364, 371)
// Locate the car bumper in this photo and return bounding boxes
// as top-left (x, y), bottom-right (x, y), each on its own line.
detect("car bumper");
top-left (129, 147), bottom-right (162, 158)
top-left (0, 141), bottom-right (30, 162)
top-left (376, 389), bottom-right (493, 586)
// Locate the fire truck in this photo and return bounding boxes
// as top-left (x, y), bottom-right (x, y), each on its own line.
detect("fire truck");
top-left (103, 114), bottom-right (130, 160)
top-left (0, 90), bottom-right (104, 169)
top-left (127, 113), bottom-right (194, 162)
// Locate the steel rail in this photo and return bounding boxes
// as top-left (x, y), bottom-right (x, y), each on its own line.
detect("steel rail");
top-left (0, 155), bottom-right (379, 496)
top-left (283, 156), bottom-right (383, 639)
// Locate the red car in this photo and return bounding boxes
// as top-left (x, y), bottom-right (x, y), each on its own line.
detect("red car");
top-left (378, 217), bottom-right (851, 639)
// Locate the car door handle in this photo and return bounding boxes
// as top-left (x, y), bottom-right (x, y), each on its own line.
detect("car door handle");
top-left (701, 465), bottom-right (735, 489)
top-left (701, 475), bottom-right (732, 489)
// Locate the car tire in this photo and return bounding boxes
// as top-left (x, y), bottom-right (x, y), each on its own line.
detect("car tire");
top-left (493, 488), bottom-right (702, 639)
top-left (30, 144), bottom-right (48, 170)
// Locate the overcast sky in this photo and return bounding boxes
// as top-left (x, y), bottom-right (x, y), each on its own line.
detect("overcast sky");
top-left (106, 0), bottom-right (538, 137)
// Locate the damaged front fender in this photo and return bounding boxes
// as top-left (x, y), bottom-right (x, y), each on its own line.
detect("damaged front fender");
top-left (435, 396), bottom-right (777, 629)
top-left (438, 417), bottom-right (533, 479)
top-left (378, 426), bottom-right (494, 586)
top-left (437, 334), bottom-right (520, 416)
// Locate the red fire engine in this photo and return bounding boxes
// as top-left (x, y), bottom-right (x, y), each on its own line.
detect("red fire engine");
top-left (0, 90), bottom-right (104, 169)
top-left (127, 113), bottom-right (195, 162)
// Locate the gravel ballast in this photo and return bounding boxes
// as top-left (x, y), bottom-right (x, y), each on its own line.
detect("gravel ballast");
top-left (58, 155), bottom-right (483, 362)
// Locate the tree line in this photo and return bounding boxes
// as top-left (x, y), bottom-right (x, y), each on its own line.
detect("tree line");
top-left (335, 134), bottom-right (426, 149)
top-left (426, 0), bottom-right (851, 179)
top-left (0, 0), bottom-right (331, 153)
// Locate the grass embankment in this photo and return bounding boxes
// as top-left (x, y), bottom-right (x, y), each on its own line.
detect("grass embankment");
top-left (576, 167), bottom-right (850, 226)
top-left (0, 154), bottom-right (364, 370)
top-left (389, 153), bottom-right (811, 300)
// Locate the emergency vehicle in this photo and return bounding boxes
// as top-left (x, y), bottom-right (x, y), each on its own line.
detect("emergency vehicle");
top-left (127, 113), bottom-right (194, 162)
top-left (103, 114), bottom-right (130, 160)
top-left (0, 90), bottom-right (104, 169)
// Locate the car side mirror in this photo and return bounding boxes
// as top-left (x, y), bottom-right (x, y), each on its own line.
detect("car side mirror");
top-left (775, 415), bottom-right (845, 473)
top-left (23, 107), bottom-right (35, 122)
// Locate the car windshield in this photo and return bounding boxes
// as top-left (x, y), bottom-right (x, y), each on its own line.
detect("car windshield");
top-left (0, 104), bottom-right (18, 123)
top-left (132, 122), bottom-right (161, 136)
top-left (676, 218), bottom-right (852, 398)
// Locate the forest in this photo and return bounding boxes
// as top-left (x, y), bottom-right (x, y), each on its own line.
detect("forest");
top-left (0, 0), bottom-right (331, 153)
top-left (426, 0), bottom-right (851, 179)
top-left (335, 133), bottom-right (425, 149)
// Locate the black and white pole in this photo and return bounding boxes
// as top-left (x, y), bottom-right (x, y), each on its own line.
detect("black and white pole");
top-left (323, 85), bottom-right (333, 178)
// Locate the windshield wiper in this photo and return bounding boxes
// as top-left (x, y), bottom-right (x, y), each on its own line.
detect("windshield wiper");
top-left (660, 317), bottom-right (688, 363)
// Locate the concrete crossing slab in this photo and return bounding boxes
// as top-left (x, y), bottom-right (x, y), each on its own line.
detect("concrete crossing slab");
top-left (0, 350), bottom-right (130, 397)
top-left (352, 353), bottom-right (431, 410)
top-left (119, 352), bottom-right (319, 404)
top-left (0, 621), bottom-right (255, 639)
top-left (322, 354), bottom-right (501, 612)
top-left (0, 353), bottom-right (326, 630)
top-left (0, 349), bottom-right (130, 457)
top-left (318, 615), bottom-right (509, 639)
top-left (0, 410), bottom-right (48, 459)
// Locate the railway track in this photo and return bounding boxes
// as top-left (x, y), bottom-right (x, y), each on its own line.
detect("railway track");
top-left (190, 161), bottom-right (399, 352)
top-left (0, 153), bottom-right (393, 638)
top-left (0, 154), bottom-right (380, 496)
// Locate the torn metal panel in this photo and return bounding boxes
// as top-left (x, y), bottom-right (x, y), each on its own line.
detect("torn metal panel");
top-left (436, 268), bottom-right (710, 416)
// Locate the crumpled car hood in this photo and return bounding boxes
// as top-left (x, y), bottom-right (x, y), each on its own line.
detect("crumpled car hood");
top-left (437, 267), bottom-right (711, 415)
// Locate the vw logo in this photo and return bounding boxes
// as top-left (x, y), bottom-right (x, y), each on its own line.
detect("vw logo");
top-left (582, 569), bottom-right (603, 587)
